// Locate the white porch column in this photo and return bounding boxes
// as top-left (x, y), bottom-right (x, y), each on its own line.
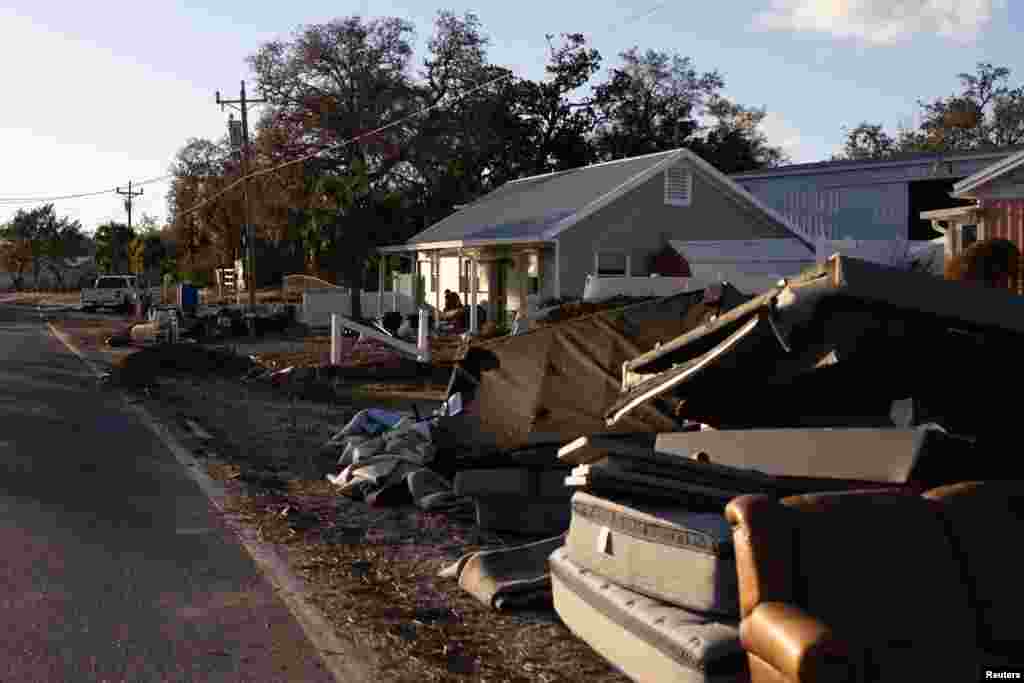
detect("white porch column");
top-left (433, 252), bottom-right (441, 330)
top-left (457, 249), bottom-right (463, 305)
top-left (517, 252), bottom-right (529, 318)
top-left (392, 256), bottom-right (399, 313)
top-left (936, 221), bottom-right (955, 260)
top-left (484, 260), bottom-right (499, 326)
top-left (554, 240), bottom-right (561, 300)
top-left (469, 256), bottom-right (479, 334)
top-left (377, 255), bottom-right (385, 317)
top-left (412, 255), bottom-right (421, 308)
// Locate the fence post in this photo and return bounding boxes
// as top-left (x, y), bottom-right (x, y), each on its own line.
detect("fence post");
top-left (331, 313), bottom-right (341, 366)
top-left (417, 307), bottom-right (431, 363)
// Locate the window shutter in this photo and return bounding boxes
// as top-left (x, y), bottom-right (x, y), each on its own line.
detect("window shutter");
top-left (665, 166), bottom-right (692, 207)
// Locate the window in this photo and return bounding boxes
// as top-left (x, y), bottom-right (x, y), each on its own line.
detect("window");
top-left (460, 260), bottom-right (471, 293)
top-left (527, 275), bottom-right (540, 295)
top-left (664, 165), bottom-right (692, 207)
top-left (597, 251), bottom-right (627, 277)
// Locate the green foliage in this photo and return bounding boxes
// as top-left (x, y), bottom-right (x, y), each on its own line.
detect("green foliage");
top-left (163, 12), bottom-right (791, 307)
top-left (128, 232), bottom-right (167, 279)
top-left (0, 204), bottom-right (87, 289)
top-left (838, 63), bottom-right (1024, 160)
top-left (94, 221), bottom-right (136, 274)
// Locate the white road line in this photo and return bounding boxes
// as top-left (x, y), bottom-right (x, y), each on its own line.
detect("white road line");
top-left (47, 322), bottom-right (371, 683)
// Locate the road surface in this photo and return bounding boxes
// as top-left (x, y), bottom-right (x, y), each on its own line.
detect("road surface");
top-left (0, 304), bottom-right (336, 682)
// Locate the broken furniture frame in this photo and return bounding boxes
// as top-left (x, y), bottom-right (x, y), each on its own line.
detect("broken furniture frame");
top-left (330, 310), bottom-right (432, 364)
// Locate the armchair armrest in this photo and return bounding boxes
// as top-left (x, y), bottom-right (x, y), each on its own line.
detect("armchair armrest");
top-left (726, 495), bottom-right (798, 618)
top-left (741, 602), bottom-right (859, 683)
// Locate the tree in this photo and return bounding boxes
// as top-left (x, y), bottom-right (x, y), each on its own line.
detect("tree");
top-left (128, 232), bottom-right (167, 283)
top-left (94, 222), bottom-right (136, 274)
top-left (167, 137), bottom-right (243, 280)
top-left (512, 33), bottom-right (602, 175)
top-left (591, 47), bottom-right (786, 172)
top-left (836, 122), bottom-right (898, 160)
top-left (405, 11), bottom-right (523, 225)
top-left (39, 213), bottom-right (89, 289)
top-left (248, 15), bottom-right (421, 317)
top-left (837, 63), bottom-right (1024, 159)
top-left (0, 225), bottom-right (33, 291)
top-left (691, 97), bottom-right (789, 172)
top-left (0, 204), bottom-right (86, 289)
top-left (593, 48), bottom-right (719, 160)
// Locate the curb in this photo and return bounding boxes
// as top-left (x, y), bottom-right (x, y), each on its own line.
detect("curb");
top-left (47, 321), bottom-right (374, 683)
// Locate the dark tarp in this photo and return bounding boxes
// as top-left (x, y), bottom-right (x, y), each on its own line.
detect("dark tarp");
top-left (447, 284), bottom-right (751, 453)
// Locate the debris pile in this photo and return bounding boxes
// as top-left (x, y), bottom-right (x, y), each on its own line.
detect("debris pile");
top-left (323, 408), bottom-right (472, 513)
top-left (108, 344), bottom-right (258, 388)
top-left (542, 255), bottom-right (1024, 681)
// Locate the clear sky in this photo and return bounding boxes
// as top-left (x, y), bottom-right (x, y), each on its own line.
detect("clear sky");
top-left (1, 1), bottom-right (1021, 233)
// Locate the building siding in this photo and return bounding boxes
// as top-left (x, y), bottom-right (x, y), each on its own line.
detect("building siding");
top-left (555, 164), bottom-right (792, 298)
top-left (981, 199), bottom-right (1024, 253)
top-left (735, 154), bottom-right (1012, 241)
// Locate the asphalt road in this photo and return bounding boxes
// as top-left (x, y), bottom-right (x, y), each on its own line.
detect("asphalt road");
top-left (0, 304), bottom-right (335, 682)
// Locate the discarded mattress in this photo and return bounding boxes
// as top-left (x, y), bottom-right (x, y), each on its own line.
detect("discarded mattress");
top-left (606, 254), bottom-right (1024, 433)
top-left (451, 284), bottom-right (751, 452)
top-left (442, 534), bottom-right (566, 610)
top-left (566, 492), bottom-right (738, 617)
top-left (550, 548), bottom-right (747, 683)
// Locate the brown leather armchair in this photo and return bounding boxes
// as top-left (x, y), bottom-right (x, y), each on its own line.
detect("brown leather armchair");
top-left (725, 489), bottom-right (983, 682)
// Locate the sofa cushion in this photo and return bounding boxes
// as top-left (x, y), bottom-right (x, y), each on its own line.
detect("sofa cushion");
top-left (780, 490), bottom-right (979, 680)
top-left (924, 481), bottom-right (1024, 657)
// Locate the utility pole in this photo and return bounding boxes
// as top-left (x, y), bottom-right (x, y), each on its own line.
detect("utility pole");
top-left (216, 81), bottom-right (266, 335)
top-left (116, 180), bottom-right (144, 231)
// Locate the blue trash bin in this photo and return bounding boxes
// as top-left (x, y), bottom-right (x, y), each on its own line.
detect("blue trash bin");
top-left (178, 283), bottom-right (198, 315)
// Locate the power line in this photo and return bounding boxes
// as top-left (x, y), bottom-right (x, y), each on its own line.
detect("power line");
top-left (176, 70), bottom-right (515, 220)
top-left (0, 174), bottom-right (171, 206)
top-left (175, 0), bottom-right (674, 219)
top-left (2, 0), bottom-right (670, 213)
top-left (0, 187), bottom-right (117, 204)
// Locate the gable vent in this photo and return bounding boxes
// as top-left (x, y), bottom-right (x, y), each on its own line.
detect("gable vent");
top-left (665, 165), bottom-right (692, 207)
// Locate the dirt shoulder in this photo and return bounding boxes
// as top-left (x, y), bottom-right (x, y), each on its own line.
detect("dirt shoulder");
top-left (0, 290), bottom-right (84, 306)
top-left (49, 316), bottom-right (629, 683)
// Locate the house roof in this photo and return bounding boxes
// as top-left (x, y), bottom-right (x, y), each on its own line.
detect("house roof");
top-left (671, 239), bottom-right (815, 263)
top-left (732, 146), bottom-right (1024, 180)
top-left (404, 148), bottom-right (815, 252)
top-left (953, 147), bottom-right (1024, 197)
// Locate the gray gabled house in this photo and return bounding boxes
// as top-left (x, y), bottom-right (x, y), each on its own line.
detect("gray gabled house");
top-left (378, 148), bottom-right (814, 328)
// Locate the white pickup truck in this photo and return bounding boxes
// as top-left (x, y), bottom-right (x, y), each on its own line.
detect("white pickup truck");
top-left (80, 275), bottom-right (144, 312)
